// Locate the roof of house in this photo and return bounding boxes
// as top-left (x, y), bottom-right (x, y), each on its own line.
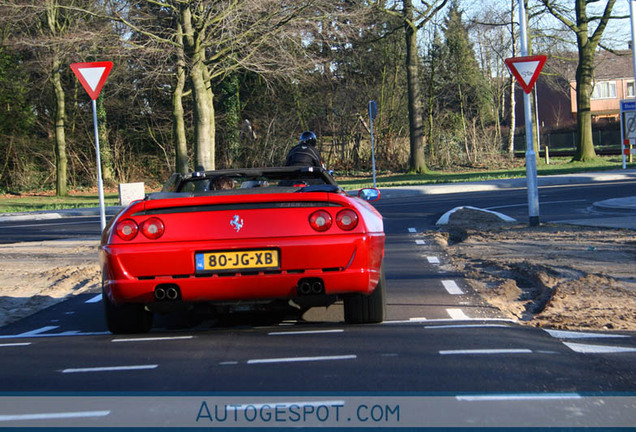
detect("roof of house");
top-left (545, 49), bottom-right (633, 81)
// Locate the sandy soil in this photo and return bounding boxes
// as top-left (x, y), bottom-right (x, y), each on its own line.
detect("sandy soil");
top-left (433, 208), bottom-right (636, 331)
top-left (0, 239), bottom-right (101, 327)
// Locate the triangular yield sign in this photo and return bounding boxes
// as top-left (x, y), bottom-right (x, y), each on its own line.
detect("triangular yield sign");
top-left (70, 61), bottom-right (113, 100)
top-left (505, 55), bottom-right (547, 94)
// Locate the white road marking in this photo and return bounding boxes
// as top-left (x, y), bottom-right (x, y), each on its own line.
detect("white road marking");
top-left (456, 393), bottom-right (581, 401)
top-left (563, 342), bottom-right (636, 354)
top-left (427, 256), bottom-right (440, 264)
top-left (424, 324), bottom-right (510, 330)
top-left (440, 349), bottom-right (533, 355)
top-left (112, 336), bottom-right (194, 343)
top-left (381, 318), bottom-right (427, 324)
top-left (85, 294), bottom-right (102, 303)
top-left (62, 364), bottom-right (158, 373)
top-left (0, 342), bottom-right (31, 347)
top-left (268, 329), bottom-right (344, 336)
top-left (17, 326), bottom-right (59, 337)
top-left (219, 361), bottom-right (239, 365)
top-left (415, 239), bottom-right (426, 245)
top-left (408, 228), bottom-right (417, 233)
top-left (442, 280), bottom-right (464, 295)
top-left (544, 329), bottom-right (630, 339)
top-left (0, 411), bottom-right (111, 422)
top-left (0, 331), bottom-right (109, 339)
top-left (382, 318), bottom-right (516, 325)
top-left (247, 355), bottom-right (356, 365)
top-left (446, 308), bottom-right (469, 320)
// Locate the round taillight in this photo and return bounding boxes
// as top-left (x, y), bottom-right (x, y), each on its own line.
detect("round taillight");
top-left (309, 210), bottom-right (332, 232)
top-left (141, 217), bottom-right (165, 239)
top-left (336, 209), bottom-right (358, 231)
top-left (115, 219), bottom-right (139, 241)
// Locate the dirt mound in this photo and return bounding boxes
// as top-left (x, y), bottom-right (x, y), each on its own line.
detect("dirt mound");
top-left (434, 210), bottom-right (636, 331)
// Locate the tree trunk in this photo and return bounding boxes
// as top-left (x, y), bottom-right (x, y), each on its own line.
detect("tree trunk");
top-left (507, 0), bottom-right (516, 157)
top-left (574, 47), bottom-right (597, 161)
top-left (173, 22), bottom-right (188, 174)
top-left (51, 57), bottom-right (68, 197)
top-left (181, 6), bottom-right (215, 171)
top-left (404, 0), bottom-right (427, 173)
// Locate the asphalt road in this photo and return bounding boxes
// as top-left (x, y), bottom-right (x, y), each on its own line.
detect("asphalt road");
top-left (0, 176), bottom-right (634, 428)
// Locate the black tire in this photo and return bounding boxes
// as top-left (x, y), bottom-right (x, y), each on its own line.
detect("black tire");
top-left (343, 264), bottom-right (386, 324)
top-left (103, 287), bottom-right (153, 334)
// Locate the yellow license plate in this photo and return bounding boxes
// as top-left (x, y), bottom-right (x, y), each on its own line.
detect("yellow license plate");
top-left (195, 249), bottom-right (279, 272)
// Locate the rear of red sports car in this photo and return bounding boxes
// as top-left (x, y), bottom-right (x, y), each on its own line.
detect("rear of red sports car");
top-left (99, 167), bottom-right (385, 333)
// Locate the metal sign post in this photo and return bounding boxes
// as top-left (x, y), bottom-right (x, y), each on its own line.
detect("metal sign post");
top-left (517, 2), bottom-right (540, 227)
top-left (368, 100), bottom-right (378, 188)
top-left (70, 61), bottom-right (113, 231)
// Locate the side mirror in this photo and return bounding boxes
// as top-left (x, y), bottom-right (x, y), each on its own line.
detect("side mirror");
top-left (358, 188), bottom-right (380, 202)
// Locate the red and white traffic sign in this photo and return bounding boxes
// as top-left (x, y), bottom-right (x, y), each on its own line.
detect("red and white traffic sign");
top-left (504, 55), bottom-right (547, 94)
top-left (70, 61), bottom-right (113, 100)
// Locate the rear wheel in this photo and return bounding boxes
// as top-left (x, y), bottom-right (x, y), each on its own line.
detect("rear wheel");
top-left (343, 264), bottom-right (386, 324)
top-left (103, 286), bottom-right (153, 334)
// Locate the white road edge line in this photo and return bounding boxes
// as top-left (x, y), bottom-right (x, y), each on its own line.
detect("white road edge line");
top-left (0, 342), bottom-right (31, 347)
top-left (62, 364), bottom-right (159, 373)
top-left (544, 329), bottom-right (630, 339)
top-left (268, 329), bottom-right (344, 336)
top-left (112, 336), bottom-right (194, 343)
top-left (563, 342), bottom-right (636, 354)
top-left (442, 280), bottom-right (464, 295)
top-left (446, 308), bottom-right (469, 320)
top-left (0, 411), bottom-right (111, 422)
top-left (85, 294), bottom-right (102, 303)
top-left (247, 355), bottom-right (356, 364)
top-left (440, 349), bottom-right (533, 355)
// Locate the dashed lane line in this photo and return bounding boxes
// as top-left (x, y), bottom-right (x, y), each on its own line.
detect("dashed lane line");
top-left (408, 228), bottom-right (417, 233)
top-left (85, 294), bottom-right (102, 303)
top-left (427, 256), bottom-right (440, 264)
top-left (446, 309), bottom-right (469, 320)
top-left (440, 349), bottom-right (533, 356)
top-left (62, 365), bottom-right (159, 373)
top-left (112, 336), bottom-right (194, 343)
top-left (0, 342), bottom-right (31, 347)
top-left (0, 411), bottom-right (111, 422)
top-left (415, 239), bottom-right (426, 245)
top-left (268, 329), bottom-right (344, 336)
top-left (442, 280), bottom-right (464, 295)
top-left (246, 355), bottom-right (356, 365)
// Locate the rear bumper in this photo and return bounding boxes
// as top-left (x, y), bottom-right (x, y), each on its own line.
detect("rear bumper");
top-left (101, 234), bottom-right (384, 305)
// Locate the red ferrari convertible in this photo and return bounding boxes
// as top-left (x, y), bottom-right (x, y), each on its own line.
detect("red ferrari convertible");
top-left (100, 167), bottom-right (385, 333)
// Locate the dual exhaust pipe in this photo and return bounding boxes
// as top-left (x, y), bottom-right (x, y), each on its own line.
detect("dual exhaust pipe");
top-left (297, 278), bottom-right (325, 296)
top-left (154, 284), bottom-right (181, 302)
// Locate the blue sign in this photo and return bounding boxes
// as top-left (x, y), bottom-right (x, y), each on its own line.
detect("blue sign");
top-left (621, 99), bottom-right (636, 111)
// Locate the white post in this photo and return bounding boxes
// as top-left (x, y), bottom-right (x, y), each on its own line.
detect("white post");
top-left (92, 99), bottom-right (106, 231)
top-left (627, 0), bottom-right (636, 169)
top-left (519, 0), bottom-right (540, 226)
top-left (369, 101), bottom-right (377, 188)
